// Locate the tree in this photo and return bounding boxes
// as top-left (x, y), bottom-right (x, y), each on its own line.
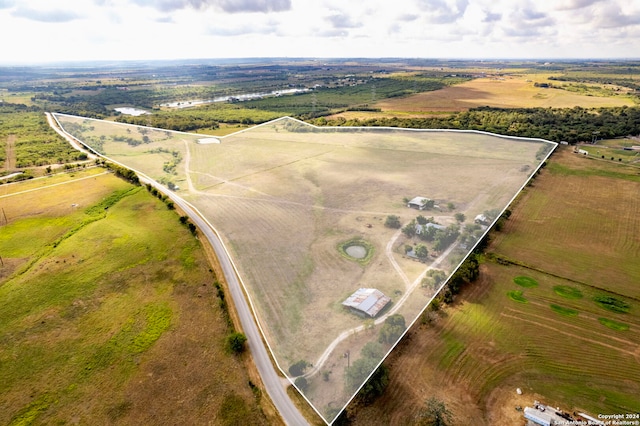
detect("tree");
top-left (225, 332), bottom-right (247, 354)
top-left (357, 364), bottom-right (389, 403)
top-left (289, 360), bottom-right (308, 377)
top-left (384, 215), bottom-right (401, 229)
top-left (416, 215), bottom-right (428, 225)
top-left (402, 219), bottom-right (417, 237)
top-left (294, 376), bottom-right (308, 391)
top-left (421, 198), bottom-right (435, 209)
top-left (378, 314), bottom-right (406, 344)
top-left (361, 341), bottom-right (384, 360)
top-left (454, 213), bottom-right (466, 223)
top-left (187, 222), bottom-right (197, 235)
top-left (414, 243), bottom-right (429, 259)
top-left (447, 202), bottom-right (455, 211)
top-left (416, 397), bottom-right (453, 426)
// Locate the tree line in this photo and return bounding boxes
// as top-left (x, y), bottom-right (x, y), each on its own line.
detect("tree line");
top-left (309, 105), bottom-right (640, 143)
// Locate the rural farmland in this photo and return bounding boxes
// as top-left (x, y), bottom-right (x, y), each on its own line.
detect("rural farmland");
top-left (0, 170), bottom-right (270, 426)
top-left (344, 148), bottom-right (640, 425)
top-left (54, 113), bottom-right (554, 422)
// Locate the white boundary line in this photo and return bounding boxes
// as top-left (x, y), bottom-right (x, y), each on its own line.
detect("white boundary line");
top-left (51, 112), bottom-right (558, 425)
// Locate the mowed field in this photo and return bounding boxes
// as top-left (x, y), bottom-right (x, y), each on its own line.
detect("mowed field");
top-left (53, 114), bottom-right (552, 420)
top-left (346, 148), bottom-right (640, 425)
top-left (372, 75), bottom-right (636, 114)
top-left (0, 170), bottom-right (271, 426)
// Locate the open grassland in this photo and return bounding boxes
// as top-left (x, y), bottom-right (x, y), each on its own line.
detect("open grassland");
top-left (346, 146), bottom-right (640, 425)
top-left (0, 170), bottom-right (269, 426)
top-left (372, 76), bottom-right (635, 115)
top-left (54, 114), bottom-right (551, 420)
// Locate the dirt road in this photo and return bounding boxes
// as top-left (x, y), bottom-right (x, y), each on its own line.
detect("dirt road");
top-left (4, 135), bottom-right (16, 170)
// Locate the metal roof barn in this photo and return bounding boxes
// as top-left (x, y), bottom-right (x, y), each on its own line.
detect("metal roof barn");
top-left (342, 288), bottom-right (391, 317)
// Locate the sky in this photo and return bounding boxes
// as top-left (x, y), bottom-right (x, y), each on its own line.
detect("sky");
top-left (1, 0), bottom-right (639, 64)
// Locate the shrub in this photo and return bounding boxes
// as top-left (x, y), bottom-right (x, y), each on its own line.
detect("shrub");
top-left (225, 332), bottom-right (247, 354)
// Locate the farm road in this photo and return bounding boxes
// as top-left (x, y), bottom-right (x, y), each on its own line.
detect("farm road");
top-left (46, 112), bottom-right (98, 160)
top-left (182, 137), bottom-right (460, 391)
top-left (304, 232), bottom-right (458, 379)
top-left (0, 172), bottom-right (109, 199)
top-left (157, 188), bottom-right (310, 426)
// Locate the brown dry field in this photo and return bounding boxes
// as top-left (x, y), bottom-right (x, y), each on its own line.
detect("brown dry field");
top-left (345, 148), bottom-right (640, 425)
top-left (54, 115), bottom-right (551, 419)
top-left (373, 76), bottom-right (635, 113)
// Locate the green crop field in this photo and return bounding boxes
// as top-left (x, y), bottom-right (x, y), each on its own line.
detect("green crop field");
top-left (0, 170), bottom-right (269, 425)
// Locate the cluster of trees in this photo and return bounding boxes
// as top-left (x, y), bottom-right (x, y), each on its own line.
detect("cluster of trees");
top-left (144, 183), bottom-right (175, 210)
top-left (102, 160), bottom-right (139, 185)
top-left (116, 112), bottom-right (220, 132)
top-left (441, 254), bottom-right (480, 304)
top-left (421, 269), bottom-right (447, 290)
top-left (378, 314), bottom-right (406, 345)
top-left (402, 217), bottom-right (461, 253)
top-left (309, 106), bottom-right (640, 143)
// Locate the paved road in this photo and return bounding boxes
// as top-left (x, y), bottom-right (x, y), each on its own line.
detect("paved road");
top-left (48, 114), bottom-right (309, 426)
top-left (168, 196), bottom-right (310, 426)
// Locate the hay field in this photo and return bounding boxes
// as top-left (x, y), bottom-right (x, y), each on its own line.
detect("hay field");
top-left (374, 76), bottom-right (635, 113)
top-left (54, 114), bottom-right (551, 421)
top-left (491, 149), bottom-right (640, 296)
top-left (0, 170), bottom-right (269, 425)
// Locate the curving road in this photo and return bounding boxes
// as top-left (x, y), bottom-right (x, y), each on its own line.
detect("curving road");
top-left (166, 195), bottom-right (309, 426)
top-left (48, 114), bottom-right (309, 426)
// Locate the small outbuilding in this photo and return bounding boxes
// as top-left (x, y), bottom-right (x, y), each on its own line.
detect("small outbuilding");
top-left (407, 196), bottom-right (431, 210)
top-left (342, 288), bottom-right (391, 318)
top-left (474, 214), bottom-right (490, 225)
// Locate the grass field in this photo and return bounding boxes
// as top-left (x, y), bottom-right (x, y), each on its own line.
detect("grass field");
top-left (344, 147), bottom-right (640, 425)
top-left (0, 170), bottom-right (270, 425)
top-left (371, 75), bottom-right (635, 115)
top-left (54, 114), bottom-right (551, 422)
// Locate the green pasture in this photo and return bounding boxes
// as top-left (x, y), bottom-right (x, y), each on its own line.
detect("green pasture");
top-left (443, 263), bottom-right (640, 414)
top-left (0, 176), bottom-right (228, 425)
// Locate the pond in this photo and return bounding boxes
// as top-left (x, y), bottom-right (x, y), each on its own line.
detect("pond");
top-left (345, 245), bottom-right (367, 259)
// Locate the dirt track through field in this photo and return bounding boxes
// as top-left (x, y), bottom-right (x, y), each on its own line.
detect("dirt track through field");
top-left (4, 135), bottom-right (16, 170)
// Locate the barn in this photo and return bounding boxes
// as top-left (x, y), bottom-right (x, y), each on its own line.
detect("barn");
top-left (342, 288), bottom-right (391, 317)
top-left (407, 196), bottom-right (431, 210)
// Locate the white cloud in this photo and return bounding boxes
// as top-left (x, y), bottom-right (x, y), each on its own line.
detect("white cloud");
top-left (0, 0), bottom-right (639, 63)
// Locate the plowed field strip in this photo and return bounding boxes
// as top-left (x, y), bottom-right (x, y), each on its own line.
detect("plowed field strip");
top-left (500, 312), bottom-right (637, 356)
top-left (524, 299), bottom-right (640, 333)
top-left (5, 135), bottom-right (16, 170)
